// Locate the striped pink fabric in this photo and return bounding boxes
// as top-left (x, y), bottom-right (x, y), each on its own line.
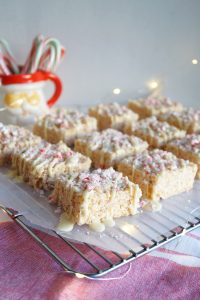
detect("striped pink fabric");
top-left (0, 221), bottom-right (200, 300)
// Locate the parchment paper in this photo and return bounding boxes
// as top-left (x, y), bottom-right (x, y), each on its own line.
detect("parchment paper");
top-left (0, 168), bottom-right (199, 253)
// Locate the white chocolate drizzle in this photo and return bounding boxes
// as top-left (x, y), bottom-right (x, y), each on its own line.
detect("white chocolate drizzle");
top-left (57, 213), bottom-right (75, 232)
top-left (121, 149), bottom-right (190, 175)
top-left (36, 108), bottom-right (93, 129)
top-left (134, 96), bottom-right (182, 109)
top-left (89, 222), bottom-right (105, 232)
top-left (76, 129), bottom-right (148, 153)
top-left (59, 167), bottom-right (132, 193)
top-left (169, 134), bottom-right (200, 154)
top-left (90, 102), bottom-right (137, 117)
top-left (133, 116), bottom-right (184, 137)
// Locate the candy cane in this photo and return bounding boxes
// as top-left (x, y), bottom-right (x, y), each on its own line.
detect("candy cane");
top-left (22, 34), bottom-right (44, 74)
top-left (0, 39), bottom-right (19, 73)
top-left (0, 35), bottom-right (65, 75)
top-left (39, 37), bottom-right (63, 71)
top-left (0, 52), bottom-right (10, 75)
top-left (39, 45), bottom-right (56, 71)
top-left (29, 37), bottom-right (63, 73)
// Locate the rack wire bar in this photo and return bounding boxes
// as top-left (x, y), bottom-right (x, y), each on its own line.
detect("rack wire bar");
top-left (1, 206), bottom-right (200, 279)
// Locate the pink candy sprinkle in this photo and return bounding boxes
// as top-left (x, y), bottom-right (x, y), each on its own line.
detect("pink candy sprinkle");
top-left (82, 177), bottom-right (90, 182)
top-left (53, 153), bottom-right (63, 159)
top-left (66, 151), bottom-right (73, 157)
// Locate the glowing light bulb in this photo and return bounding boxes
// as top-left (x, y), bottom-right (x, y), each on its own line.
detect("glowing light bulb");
top-left (113, 88), bottom-right (121, 95)
top-left (192, 59), bottom-right (198, 65)
top-left (148, 80), bottom-right (159, 90)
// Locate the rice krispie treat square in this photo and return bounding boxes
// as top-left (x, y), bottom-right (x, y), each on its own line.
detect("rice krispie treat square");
top-left (128, 96), bottom-right (183, 119)
top-left (166, 134), bottom-right (200, 179)
top-left (88, 102), bottom-right (138, 131)
top-left (124, 116), bottom-right (186, 148)
top-left (51, 167), bottom-right (142, 227)
top-left (12, 141), bottom-right (91, 190)
top-left (158, 108), bottom-right (200, 134)
top-left (75, 128), bottom-right (148, 168)
top-left (0, 122), bottom-right (41, 166)
top-left (117, 149), bottom-right (197, 201)
top-left (33, 108), bottom-right (97, 146)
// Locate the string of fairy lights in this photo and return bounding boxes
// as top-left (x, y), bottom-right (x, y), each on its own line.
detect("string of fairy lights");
top-left (112, 80), bottom-right (159, 97)
top-left (111, 57), bottom-right (198, 97)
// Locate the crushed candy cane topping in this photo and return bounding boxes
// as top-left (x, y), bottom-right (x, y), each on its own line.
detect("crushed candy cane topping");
top-left (135, 96), bottom-right (181, 108)
top-left (91, 102), bottom-right (138, 117)
top-left (60, 168), bottom-right (132, 192)
top-left (20, 140), bottom-right (87, 163)
top-left (78, 129), bottom-right (148, 152)
top-left (161, 108), bottom-right (200, 123)
top-left (134, 117), bottom-right (184, 136)
top-left (38, 108), bottom-right (92, 129)
top-left (169, 134), bottom-right (200, 154)
top-left (122, 149), bottom-right (190, 175)
top-left (0, 122), bottom-right (40, 150)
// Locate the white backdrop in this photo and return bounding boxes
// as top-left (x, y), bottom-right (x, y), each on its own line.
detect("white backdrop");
top-left (0, 0), bottom-right (200, 108)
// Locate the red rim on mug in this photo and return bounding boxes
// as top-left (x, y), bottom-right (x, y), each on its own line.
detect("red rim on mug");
top-left (0, 70), bottom-right (62, 107)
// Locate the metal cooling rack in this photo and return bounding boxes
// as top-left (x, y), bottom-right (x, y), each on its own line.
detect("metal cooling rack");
top-left (1, 205), bottom-right (200, 279)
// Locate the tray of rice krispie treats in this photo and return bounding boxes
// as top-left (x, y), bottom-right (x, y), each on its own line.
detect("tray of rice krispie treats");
top-left (1, 161), bottom-right (200, 254)
top-left (0, 100), bottom-right (200, 254)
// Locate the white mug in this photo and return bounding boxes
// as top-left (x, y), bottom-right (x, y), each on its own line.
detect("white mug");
top-left (0, 70), bottom-right (62, 126)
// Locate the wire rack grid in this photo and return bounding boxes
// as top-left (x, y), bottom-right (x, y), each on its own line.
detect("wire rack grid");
top-left (1, 204), bottom-right (200, 279)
